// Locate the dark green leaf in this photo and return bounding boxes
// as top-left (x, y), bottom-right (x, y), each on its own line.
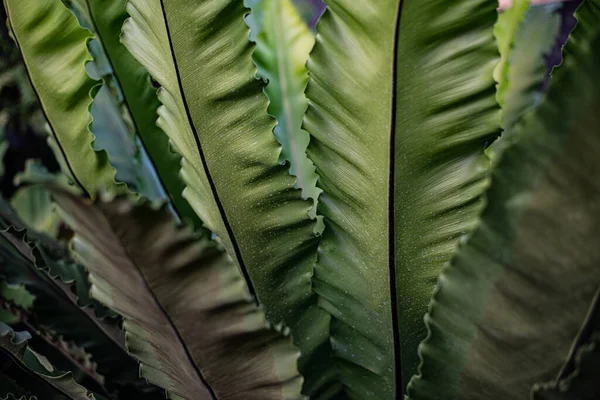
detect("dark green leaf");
top-left (121, 1), bottom-right (327, 392)
top-left (302, 0), bottom-right (500, 396)
top-left (0, 322), bottom-right (94, 400)
top-left (408, 1), bottom-right (600, 398)
top-left (0, 225), bottom-right (143, 392)
top-left (78, 0), bottom-right (201, 226)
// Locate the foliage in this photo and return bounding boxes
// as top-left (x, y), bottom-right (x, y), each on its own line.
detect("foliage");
top-left (0, 0), bottom-right (598, 399)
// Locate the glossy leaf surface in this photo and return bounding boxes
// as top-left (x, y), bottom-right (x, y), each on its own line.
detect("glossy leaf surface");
top-left (121, 1), bottom-right (328, 391)
top-left (3, 0), bottom-right (124, 197)
top-left (302, 0), bottom-right (500, 396)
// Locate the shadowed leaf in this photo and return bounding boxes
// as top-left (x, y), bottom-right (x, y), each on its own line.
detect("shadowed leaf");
top-left (0, 322), bottom-right (94, 400)
top-left (408, 1), bottom-right (600, 398)
top-left (53, 190), bottom-right (305, 400)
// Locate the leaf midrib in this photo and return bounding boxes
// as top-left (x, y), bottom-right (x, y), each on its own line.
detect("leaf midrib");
top-left (3, 1), bottom-right (90, 198)
top-left (97, 205), bottom-right (219, 400)
top-left (388, 0), bottom-right (404, 395)
top-left (158, 0), bottom-right (257, 300)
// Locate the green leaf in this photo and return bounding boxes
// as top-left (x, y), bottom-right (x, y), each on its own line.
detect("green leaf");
top-left (3, 0), bottom-right (125, 198)
top-left (532, 291), bottom-right (600, 399)
top-left (246, 0), bottom-right (320, 218)
top-left (52, 190), bottom-right (305, 400)
top-left (14, 160), bottom-right (79, 196)
top-left (0, 282), bottom-right (34, 312)
top-left (121, 0), bottom-right (327, 387)
top-left (301, 0), bottom-right (500, 397)
top-left (0, 322), bottom-right (94, 400)
top-left (407, 1), bottom-right (600, 398)
top-left (87, 76), bottom-right (141, 189)
top-left (498, 4), bottom-right (561, 133)
top-left (74, 0), bottom-right (201, 227)
top-left (11, 185), bottom-right (61, 239)
top-left (0, 295), bottom-right (107, 395)
top-left (494, 0), bottom-right (529, 107)
top-left (0, 225), bottom-right (143, 392)
top-left (0, 281), bottom-right (35, 324)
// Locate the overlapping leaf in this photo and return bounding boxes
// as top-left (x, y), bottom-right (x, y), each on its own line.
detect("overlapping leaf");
top-left (3, 0), bottom-right (124, 197)
top-left (408, 1), bottom-right (600, 398)
top-left (496, 3), bottom-right (561, 134)
top-left (247, 0), bottom-right (320, 217)
top-left (0, 323), bottom-right (93, 400)
top-left (494, 0), bottom-right (529, 108)
top-left (0, 200), bottom-right (148, 395)
top-left (120, 0), bottom-right (328, 391)
top-left (53, 189), bottom-right (304, 400)
top-left (73, 0), bottom-right (200, 226)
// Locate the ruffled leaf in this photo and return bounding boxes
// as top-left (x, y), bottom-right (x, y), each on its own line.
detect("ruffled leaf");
top-left (408, 1), bottom-right (600, 398)
top-left (0, 322), bottom-right (94, 400)
top-left (302, 0), bottom-right (500, 396)
top-left (3, 0), bottom-right (125, 197)
top-left (52, 189), bottom-right (305, 400)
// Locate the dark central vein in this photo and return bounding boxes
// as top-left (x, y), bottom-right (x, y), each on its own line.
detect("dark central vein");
top-left (388, 0), bottom-right (404, 396)
top-left (102, 206), bottom-right (218, 400)
top-left (84, 0), bottom-right (179, 220)
top-left (3, 3), bottom-right (90, 198)
top-left (158, 0), bottom-right (257, 302)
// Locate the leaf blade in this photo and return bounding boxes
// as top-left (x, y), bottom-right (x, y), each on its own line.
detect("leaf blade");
top-left (302, 0), bottom-right (500, 396)
top-left (247, 0), bottom-right (320, 214)
top-left (408, 1), bottom-right (600, 398)
top-left (3, 0), bottom-right (124, 197)
top-left (0, 323), bottom-right (94, 400)
top-left (120, 1), bottom-right (328, 391)
top-left (81, 0), bottom-right (202, 227)
top-left (53, 190), bottom-right (305, 400)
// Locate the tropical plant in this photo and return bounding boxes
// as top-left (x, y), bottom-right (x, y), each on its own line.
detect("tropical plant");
top-left (0, 0), bottom-right (598, 399)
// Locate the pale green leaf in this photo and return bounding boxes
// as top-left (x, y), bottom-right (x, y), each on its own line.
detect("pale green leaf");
top-left (11, 186), bottom-right (61, 238)
top-left (246, 0), bottom-right (320, 217)
top-left (3, 0), bottom-right (125, 198)
top-left (494, 0), bottom-right (529, 106)
top-left (500, 4), bottom-right (560, 132)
